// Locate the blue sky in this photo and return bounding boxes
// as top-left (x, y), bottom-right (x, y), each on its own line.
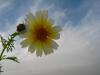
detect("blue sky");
top-left (0, 0), bottom-right (100, 75)
top-left (0, 0), bottom-right (95, 31)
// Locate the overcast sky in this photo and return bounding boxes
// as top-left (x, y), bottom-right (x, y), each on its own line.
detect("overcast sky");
top-left (0, 0), bottom-right (100, 75)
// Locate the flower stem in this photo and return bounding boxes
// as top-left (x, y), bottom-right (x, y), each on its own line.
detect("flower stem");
top-left (0, 47), bottom-right (6, 60)
top-left (0, 32), bottom-right (19, 61)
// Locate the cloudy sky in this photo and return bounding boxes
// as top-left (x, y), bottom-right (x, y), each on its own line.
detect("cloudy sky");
top-left (0, 0), bottom-right (100, 75)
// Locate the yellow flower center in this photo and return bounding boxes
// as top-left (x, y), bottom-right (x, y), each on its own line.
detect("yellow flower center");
top-left (34, 25), bottom-right (49, 41)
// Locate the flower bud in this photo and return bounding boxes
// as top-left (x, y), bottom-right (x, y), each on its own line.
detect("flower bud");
top-left (17, 24), bottom-right (26, 32)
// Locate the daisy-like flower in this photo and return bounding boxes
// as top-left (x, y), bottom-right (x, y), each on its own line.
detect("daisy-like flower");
top-left (20, 10), bottom-right (61, 56)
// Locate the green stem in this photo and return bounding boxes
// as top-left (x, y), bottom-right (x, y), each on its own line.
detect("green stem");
top-left (0, 47), bottom-right (6, 60)
top-left (0, 32), bottom-right (19, 61)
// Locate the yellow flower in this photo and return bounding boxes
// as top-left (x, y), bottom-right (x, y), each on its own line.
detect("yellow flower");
top-left (20, 10), bottom-right (61, 56)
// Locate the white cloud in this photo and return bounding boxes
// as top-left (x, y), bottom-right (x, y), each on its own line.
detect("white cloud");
top-left (1, 16), bottom-right (100, 75)
top-left (1, 19), bottom-right (100, 75)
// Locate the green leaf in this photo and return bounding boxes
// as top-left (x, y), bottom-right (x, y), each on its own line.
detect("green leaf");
top-left (0, 55), bottom-right (6, 61)
top-left (0, 36), bottom-right (7, 48)
top-left (0, 32), bottom-right (19, 62)
top-left (6, 56), bottom-right (19, 63)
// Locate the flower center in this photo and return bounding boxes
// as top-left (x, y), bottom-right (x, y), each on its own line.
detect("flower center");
top-left (35, 26), bottom-right (48, 41)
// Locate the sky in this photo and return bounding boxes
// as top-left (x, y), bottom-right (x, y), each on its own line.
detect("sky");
top-left (0, 0), bottom-right (100, 75)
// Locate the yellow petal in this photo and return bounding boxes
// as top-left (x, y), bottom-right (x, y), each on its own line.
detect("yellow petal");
top-left (53, 26), bottom-right (62, 32)
top-left (49, 26), bottom-right (61, 39)
top-left (36, 10), bottom-right (48, 20)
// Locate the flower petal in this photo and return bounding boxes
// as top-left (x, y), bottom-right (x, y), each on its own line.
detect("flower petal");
top-left (26, 12), bottom-right (35, 22)
top-left (20, 39), bottom-right (29, 48)
top-left (43, 45), bottom-right (54, 55)
top-left (28, 45), bottom-right (35, 53)
top-left (42, 10), bottom-right (48, 20)
top-left (50, 40), bottom-right (59, 50)
top-left (36, 48), bottom-right (43, 56)
top-left (53, 26), bottom-right (62, 32)
top-left (49, 26), bottom-right (61, 39)
top-left (49, 33), bottom-right (60, 40)
top-left (42, 39), bottom-right (58, 55)
top-left (19, 33), bottom-right (27, 38)
top-left (36, 10), bottom-right (48, 19)
top-left (53, 33), bottom-right (60, 40)
top-left (25, 12), bottom-right (35, 29)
